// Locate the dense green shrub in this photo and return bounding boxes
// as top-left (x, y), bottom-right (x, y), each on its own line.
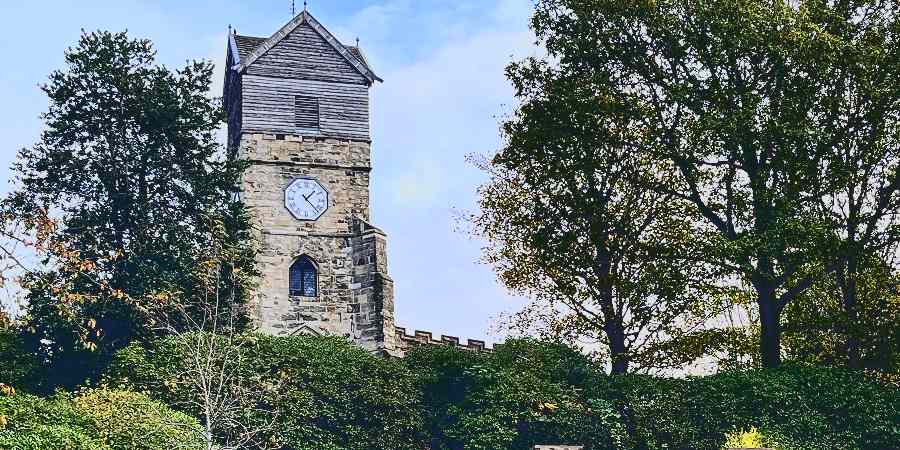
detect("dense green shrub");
top-left (0, 319), bottom-right (43, 393)
top-left (106, 334), bottom-right (900, 450)
top-left (73, 388), bottom-right (204, 450)
top-left (108, 333), bottom-right (425, 450)
top-left (405, 344), bottom-right (484, 450)
top-left (592, 365), bottom-right (900, 450)
top-left (0, 391), bottom-right (102, 450)
top-left (407, 341), bottom-right (900, 450)
top-left (0, 388), bottom-right (202, 450)
top-left (408, 339), bottom-right (631, 450)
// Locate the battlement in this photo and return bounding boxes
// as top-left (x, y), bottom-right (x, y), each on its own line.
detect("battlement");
top-left (395, 326), bottom-right (492, 354)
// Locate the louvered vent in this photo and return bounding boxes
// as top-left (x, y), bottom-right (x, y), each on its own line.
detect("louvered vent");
top-left (294, 96), bottom-right (319, 130)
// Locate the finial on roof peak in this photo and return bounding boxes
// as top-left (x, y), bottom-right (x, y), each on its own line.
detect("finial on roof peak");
top-left (304, 1), bottom-right (308, 11)
top-left (355, 37), bottom-right (360, 47)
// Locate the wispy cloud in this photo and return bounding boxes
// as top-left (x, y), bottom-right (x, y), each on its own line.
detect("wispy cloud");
top-left (332, 0), bottom-right (538, 341)
top-left (0, 0), bottom-right (538, 343)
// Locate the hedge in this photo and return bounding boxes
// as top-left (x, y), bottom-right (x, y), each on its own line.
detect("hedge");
top-left (595, 366), bottom-right (900, 450)
top-left (103, 334), bottom-right (900, 450)
top-left (409, 340), bottom-right (900, 450)
top-left (407, 340), bottom-right (631, 450)
top-left (107, 333), bottom-right (425, 450)
top-left (0, 388), bottom-right (203, 450)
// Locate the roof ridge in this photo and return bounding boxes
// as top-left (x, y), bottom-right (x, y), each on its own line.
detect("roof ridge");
top-left (228, 33), bottom-right (241, 65)
top-left (233, 11), bottom-right (381, 84)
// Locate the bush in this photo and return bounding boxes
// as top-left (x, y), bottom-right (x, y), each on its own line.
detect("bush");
top-left (0, 388), bottom-right (202, 450)
top-left (108, 333), bottom-right (425, 450)
top-left (73, 388), bottom-right (203, 450)
top-left (594, 365), bottom-right (900, 450)
top-left (408, 339), bottom-right (632, 450)
top-left (108, 334), bottom-right (900, 450)
top-left (0, 320), bottom-right (43, 392)
top-left (407, 341), bottom-right (900, 450)
top-left (0, 391), bottom-right (103, 450)
top-left (723, 427), bottom-right (767, 448)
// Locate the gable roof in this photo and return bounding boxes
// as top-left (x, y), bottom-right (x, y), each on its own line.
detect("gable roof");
top-left (289, 324), bottom-right (323, 337)
top-left (232, 11), bottom-right (382, 84)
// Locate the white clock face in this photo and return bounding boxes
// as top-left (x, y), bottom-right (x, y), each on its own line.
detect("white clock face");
top-left (285, 178), bottom-right (329, 221)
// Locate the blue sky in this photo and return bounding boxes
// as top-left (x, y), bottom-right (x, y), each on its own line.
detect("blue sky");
top-left (0, 0), bottom-right (538, 343)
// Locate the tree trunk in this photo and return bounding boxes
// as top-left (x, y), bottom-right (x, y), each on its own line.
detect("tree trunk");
top-left (835, 252), bottom-right (863, 369)
top-left (606, 320), bottom-right (629, 375)
top-left (843, 271), bottom-right (861, 369)
top-left (594, 245), bottom-right (629, 375)
top-left (757, 292), bottom-right (782, 369)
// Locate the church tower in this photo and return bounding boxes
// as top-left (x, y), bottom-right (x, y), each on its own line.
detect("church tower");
top-left (223, 10), bottom-right (398, 355)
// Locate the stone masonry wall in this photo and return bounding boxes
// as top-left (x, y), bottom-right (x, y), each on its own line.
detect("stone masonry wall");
top-left (239, 133), bottom-right (371, 233)
top-left (351, 220), bottom-right (398, 354)
top-left (239, 133), bottom-right (396, 354)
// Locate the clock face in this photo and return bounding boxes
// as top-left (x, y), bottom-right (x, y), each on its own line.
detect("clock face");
top-left (285, 178), bottom-right (329, 221)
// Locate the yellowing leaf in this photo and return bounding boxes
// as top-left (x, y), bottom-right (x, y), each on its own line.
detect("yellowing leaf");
top-left (0, 384), bottom-right (15, 397)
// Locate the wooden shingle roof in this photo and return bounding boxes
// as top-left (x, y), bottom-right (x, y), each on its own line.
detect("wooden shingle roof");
top-left (346, 46), bottom-right (372, 71)
top-left (229, 11), bottom-right (381, 84)
top-left (233, 35), bottom-right (266, 61)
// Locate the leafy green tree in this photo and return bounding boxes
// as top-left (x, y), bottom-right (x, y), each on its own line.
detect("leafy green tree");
top-left (472, 64), bottom-right (717, 374)
top-left (807, 3), bottom-right (900, 367)
top-left (783, 254), bottom-right (900, 372)
top-left (12, 30), bottom-right (256, 388)
top-left (523, 0), bottom-right (900, 367)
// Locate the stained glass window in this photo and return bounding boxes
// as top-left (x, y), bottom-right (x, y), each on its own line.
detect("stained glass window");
top-left (289, 256), bottom-right (317, 298)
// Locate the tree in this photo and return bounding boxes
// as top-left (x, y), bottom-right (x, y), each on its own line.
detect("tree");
top-left (0, 201), bottom-right (60, 316)
top-left (524, 0), bottom-right (900, 367)
top-left (809, 3), bottom-right (900, 367)
top-left (782, 253), bottom-right (900, 372)
top-left (471, 65), bottom-right (718, 374)
top-left (12, 30), bottom-right (257, 387)
top-left (150, 218), bottom-right (277, 450)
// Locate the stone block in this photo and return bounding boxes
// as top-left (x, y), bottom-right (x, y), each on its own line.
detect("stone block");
top-left (241, 133), bottom-right (395, 354)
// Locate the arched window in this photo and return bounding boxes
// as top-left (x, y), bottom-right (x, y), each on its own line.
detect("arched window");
top-left (289, 256), bottom-right (317, 297)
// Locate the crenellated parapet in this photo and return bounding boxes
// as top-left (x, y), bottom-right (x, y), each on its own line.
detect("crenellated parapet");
top-left (395, 326), bottom-right (492, 356)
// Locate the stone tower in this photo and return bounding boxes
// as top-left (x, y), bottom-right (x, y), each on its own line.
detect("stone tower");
top-left (223, 10), bottom-right (398, 355)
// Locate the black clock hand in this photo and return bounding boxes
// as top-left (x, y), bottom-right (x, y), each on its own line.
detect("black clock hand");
top-left (301, 191), bottom-right (319, 209)
top-left (304, 197), bottom-right (320, 212)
